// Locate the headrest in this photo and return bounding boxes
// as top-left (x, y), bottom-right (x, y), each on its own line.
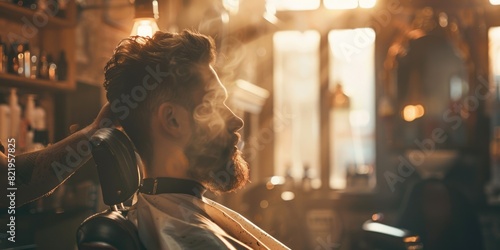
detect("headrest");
top-left (77, 210), bottom-right (144, 250)
top-left (91, 128), bottom-right (140, 206)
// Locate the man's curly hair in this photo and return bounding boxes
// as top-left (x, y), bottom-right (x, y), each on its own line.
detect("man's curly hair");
top-left (104, 30), bottom-right (216, 166)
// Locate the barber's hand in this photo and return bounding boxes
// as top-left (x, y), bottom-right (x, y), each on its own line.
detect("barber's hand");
top-left (90, 102), bottom-right (119, 130)
top-left (0, 143), bottom-right (6, 169)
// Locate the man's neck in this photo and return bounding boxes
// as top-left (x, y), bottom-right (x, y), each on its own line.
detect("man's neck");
top-left (147, 148), bottom-right (191, 179)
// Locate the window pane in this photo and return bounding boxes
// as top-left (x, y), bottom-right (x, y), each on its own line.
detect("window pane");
top-left (489, 27), bottom-right (500, 188)
top-left (324, 0), bottom-right (358, 9)
top-left (328, 28), bottom-right (376, 190)
top-left (269, 0), bottom-right (321, 11)
top-left (491, 27), bottom-right (500, 82)
top-left (273, 31), bottom-right (321, 185)
top-left (359, 0), bottom-right (377, 8)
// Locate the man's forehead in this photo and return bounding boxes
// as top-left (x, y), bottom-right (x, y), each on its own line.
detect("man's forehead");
top-left (203, 66), bottom-right (227, 97)
top-left (190, 66), bottom-right (227, 104)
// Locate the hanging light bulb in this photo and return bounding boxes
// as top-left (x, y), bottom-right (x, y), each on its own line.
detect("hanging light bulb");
top-left (131, 0), bottom-right (160, 38)
top-left (131, 19), bottom-right (159, 37)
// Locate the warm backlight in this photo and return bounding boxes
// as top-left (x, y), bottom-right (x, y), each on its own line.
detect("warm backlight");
top-left (130, 19), bottom-right (160, 38)
top-left (402, 104), bottom-right (425, 122)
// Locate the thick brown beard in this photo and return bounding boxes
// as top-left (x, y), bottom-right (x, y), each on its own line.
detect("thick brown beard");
top-left (185, 146), bottom-right (249, 193)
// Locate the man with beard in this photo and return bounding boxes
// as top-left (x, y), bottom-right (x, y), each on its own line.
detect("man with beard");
top-left (104, 30), bottom-right (289, 249)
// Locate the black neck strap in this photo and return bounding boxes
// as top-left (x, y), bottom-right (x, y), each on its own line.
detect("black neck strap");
top-left (139, 177), bottom-right (206, 199)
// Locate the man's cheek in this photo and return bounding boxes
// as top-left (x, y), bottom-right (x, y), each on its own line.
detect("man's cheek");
top-left (195, 118), bottom-right (227, 142)
top-left (207, 116), bottom-right (226, 137)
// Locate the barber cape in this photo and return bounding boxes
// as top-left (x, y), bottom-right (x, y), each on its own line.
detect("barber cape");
top-left (127, 178), bottom-right (290, 250)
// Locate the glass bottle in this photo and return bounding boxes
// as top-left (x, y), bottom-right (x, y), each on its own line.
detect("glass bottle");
top-left (16, 43), bottom-right (25, 76)
top-left (7, 43), bottom-right (17, 74)
top-left (23, 43), bottom-right (31, 78)
top-left (30, 47), bottom-right (38, 79)
top-left (47, 54), bottom-right (57, 81)
top-left (57, 51), bottom-right (67, 81)
top-left (302, 164), bottom-right (312, 192)
top-left (38, 50), bottom-right (49, 79)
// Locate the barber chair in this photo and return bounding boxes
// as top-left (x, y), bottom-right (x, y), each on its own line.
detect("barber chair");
top-left (361, 214), bottom-right (422, 250)
top-left (76, 128), bottom-right (145, 250)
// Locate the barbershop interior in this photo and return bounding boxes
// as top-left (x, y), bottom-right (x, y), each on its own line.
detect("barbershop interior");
top-left (2, 0), bottom-right (500, 249)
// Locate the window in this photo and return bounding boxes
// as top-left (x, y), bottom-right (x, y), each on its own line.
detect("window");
top-left (324, 0), bottom-right (377, 9)
top-left (268, 0), bottom-right (321, 11)
top-left (328, 28), bottom-right (376, 190)
top-left (490, 27), bottom-right (500, 86)
top-left (488, 27), bottom-right (500, 195)
top-left (273, 31), bottom-right (321, 184)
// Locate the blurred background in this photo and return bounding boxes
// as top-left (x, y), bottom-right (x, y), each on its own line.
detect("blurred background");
top-left (1, 0), bottom-right (500, 249)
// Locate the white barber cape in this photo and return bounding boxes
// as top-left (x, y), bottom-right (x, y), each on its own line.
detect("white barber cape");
top-left (127, 192), bottom-right (290, 250)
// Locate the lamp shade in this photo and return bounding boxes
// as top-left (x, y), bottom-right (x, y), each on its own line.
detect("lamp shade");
top-left (131, 0), bottom-right (159, 37)
top-left (131, 18), bottom-right (159, 37)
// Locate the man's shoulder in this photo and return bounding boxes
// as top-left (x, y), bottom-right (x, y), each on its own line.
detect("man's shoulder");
top-left (129, 195), bottom-right (244, 249)
top-left (130, 193), bottom-right (218, 229)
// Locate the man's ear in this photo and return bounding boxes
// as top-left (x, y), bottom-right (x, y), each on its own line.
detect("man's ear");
top-left (156, 102), bottom-right (186, 138)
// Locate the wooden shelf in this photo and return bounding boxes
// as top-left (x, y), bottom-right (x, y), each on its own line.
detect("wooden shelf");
top-left (0, 2), bottom-right (75, 28)
top-left (0, 1), bottom-right (76, 144)
top-left (0, 1), bottom-right (77, 92)
top-left (0, 73), bottom-right (74, 91)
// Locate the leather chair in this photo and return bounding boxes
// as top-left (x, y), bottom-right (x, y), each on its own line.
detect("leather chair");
top-left (361, 214), bottom-right (422, 250)
top-left (76, 128), bottom-right (145, 250)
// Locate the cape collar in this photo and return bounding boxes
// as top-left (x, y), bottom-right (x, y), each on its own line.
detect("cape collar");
top-left (139, 177), bottom-right (206, 199)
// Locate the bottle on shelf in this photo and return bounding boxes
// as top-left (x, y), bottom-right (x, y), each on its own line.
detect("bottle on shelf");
top-left (302, 164), bottom-right (312, 192)
top-left (57, 51), bottom-right (67, 81)
top-left (33, 98), bottom-right (46, 131)
top-left (0, 93), bottom-right (10, 142)
top-left (14, 0), bottom-right (37, 10)
top-left (38, 50), bottom-right (49, 79)
top-left (56, 0), bottom-right (67, 18)
top-left (23, 42), bottom-right (31, 78)
top-left (24, 94), bottom-right (36, 150)
top-left (7, 43), bottom-right (16, 74)
top-left (30, 46), bottom-right (38, 79)
top-left (25, 95), bottom-right (34, 123)
top-left (8, 88), bottom-right (21, 142)
top-left (33, 97), bottom-right (47, 147)
top-left (47, 54), bottom-right (57, 81)
top-left (0, 36), bottom-right (7, 73)
top-left (15, 43), bottom-right (25, 76)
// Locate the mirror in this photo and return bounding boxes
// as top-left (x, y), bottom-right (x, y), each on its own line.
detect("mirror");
top-left (381, 8), bottom-right (476, 150)
top-left (395, 34), bottom-right (470, 147)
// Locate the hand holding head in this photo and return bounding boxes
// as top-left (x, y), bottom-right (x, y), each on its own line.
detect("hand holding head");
top-left (90, 102), bottom-right (121, 131)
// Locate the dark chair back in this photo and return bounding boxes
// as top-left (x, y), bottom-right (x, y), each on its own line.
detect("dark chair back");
top-left (91, 128), bottom-right (140, 205)
top-left (76, 128), bottom-right (144, 250)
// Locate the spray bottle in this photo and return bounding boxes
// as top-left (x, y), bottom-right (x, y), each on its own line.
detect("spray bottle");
top-left (33, 98), bottom-right (47, 148)
top-left (9, 88), bottom-right (21, 142)
top-left (0, 93), bottom-right (10, 142)
top-left (24, 94), bottom-right (36, 149)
